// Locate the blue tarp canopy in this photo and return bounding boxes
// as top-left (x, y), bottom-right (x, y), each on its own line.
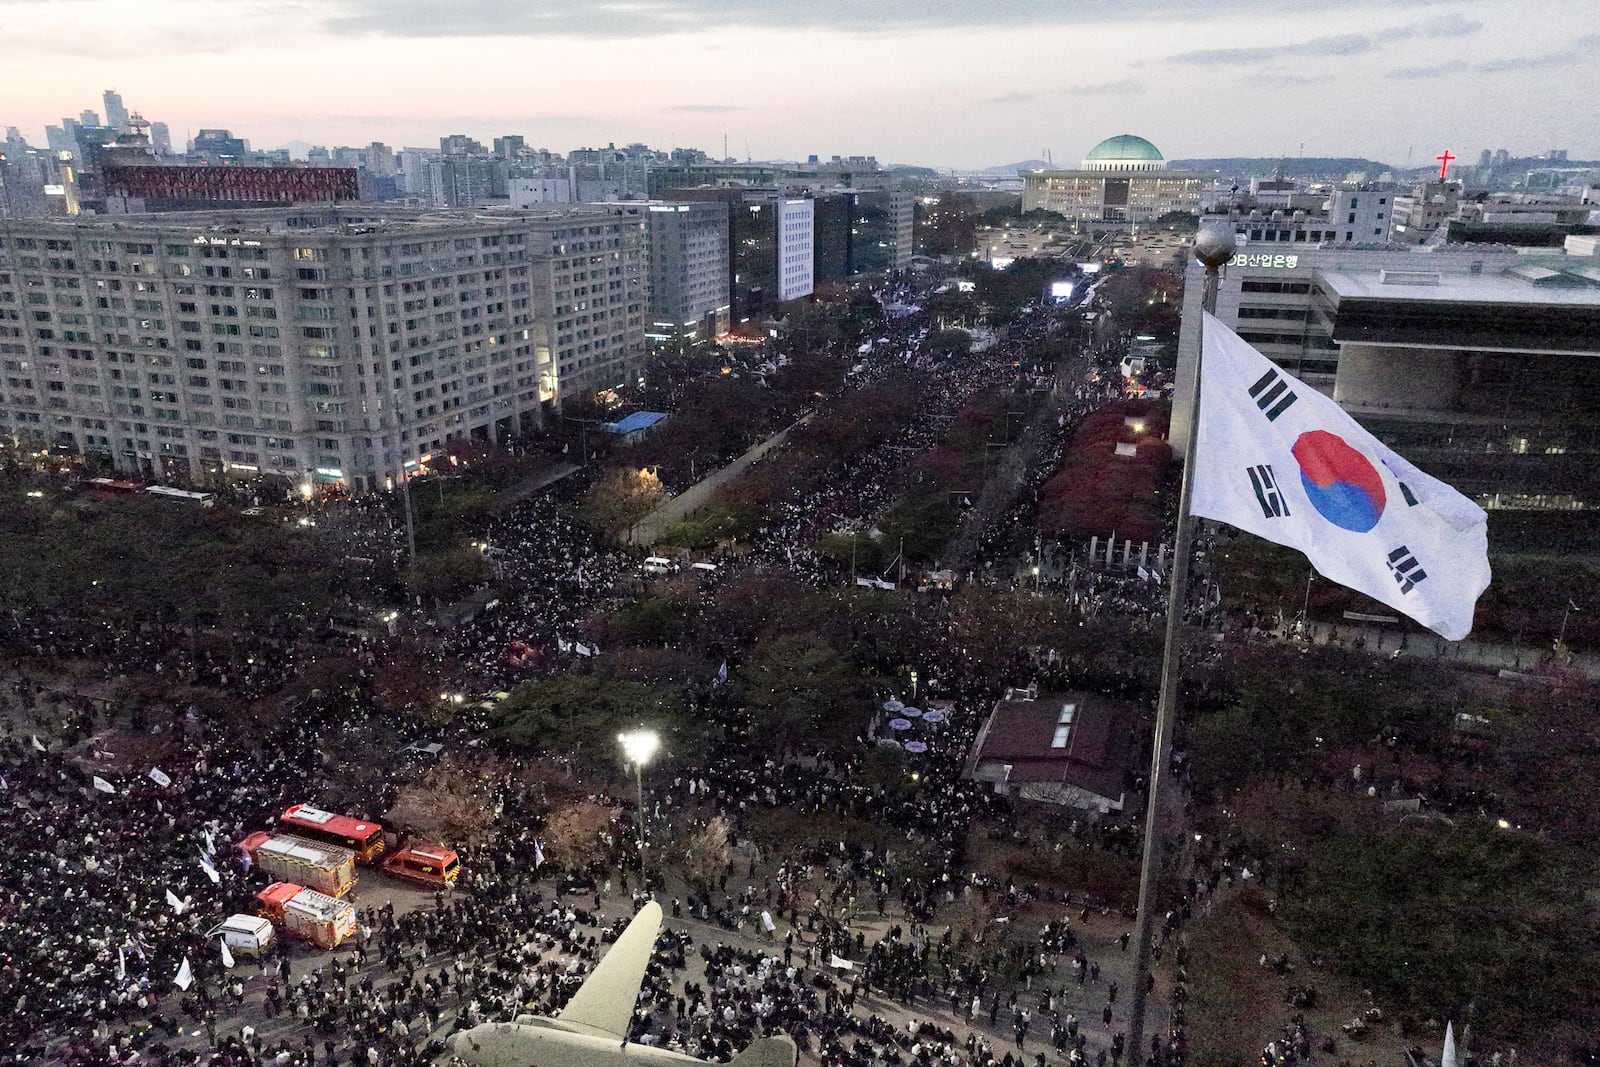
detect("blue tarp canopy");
top-left (604, 411), bottom-right (669, 435)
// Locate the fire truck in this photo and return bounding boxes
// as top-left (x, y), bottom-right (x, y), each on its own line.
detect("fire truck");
top-left (256, 882), bottom-right (358, 949)
top-left (239, 832), bottom-right (357, 898)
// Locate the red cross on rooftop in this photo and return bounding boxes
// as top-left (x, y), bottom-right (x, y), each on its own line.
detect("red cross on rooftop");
top-left (1435, 149), bottom-right (1456, 180)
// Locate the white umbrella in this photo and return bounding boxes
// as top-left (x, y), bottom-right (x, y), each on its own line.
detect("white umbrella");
top-left (882, 699), bottom-right (905, 713)
top-left (921, 710), bottom-right (947, 724)
top-left (899, 707), bottom-right (923, 718)
top-left (904, 741), bottom-right (928, 754)
top-left (888, 718), bottom-right (913, 731)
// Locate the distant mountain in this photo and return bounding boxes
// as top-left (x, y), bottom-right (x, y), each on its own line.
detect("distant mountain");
top-left (886, 163), bottom-right (941, 178)
top-left (1171, 157), bottom-right (1391, 180)
top-left (983, 159), bottom-right (1050, 175)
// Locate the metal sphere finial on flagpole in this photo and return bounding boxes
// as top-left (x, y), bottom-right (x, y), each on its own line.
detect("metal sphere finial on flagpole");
top-left (1193, 224), bottom-right (1237, 270)
top-left (1194, 224), bottom-right (1237, 315)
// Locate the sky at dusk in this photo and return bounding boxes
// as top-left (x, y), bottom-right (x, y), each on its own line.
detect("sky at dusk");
top-left (3, 0), bottom-right (1597, 169)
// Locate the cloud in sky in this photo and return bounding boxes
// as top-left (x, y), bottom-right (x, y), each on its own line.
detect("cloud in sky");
top-left (1061, 78), bottom-right (1143, 95)
top-left (317, 0), bottom-right (1459, 38)
top-left (1388, 60), bottom-right (1469, 79)
top-left (4, 0), bottom-right (1596, 168)
top-left (1169, 32), bottom-right (1377, 65)
top-left (1388, 32), bottom-right (1600, 78)
top-left (1169, 12), bottom-right (1481, 65)
top-left (1254, 72), bottom-right (1335, 87)
top-left (1476, 32), bottom-right (1600, 72)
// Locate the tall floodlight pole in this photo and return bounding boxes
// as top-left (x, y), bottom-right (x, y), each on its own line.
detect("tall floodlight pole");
top-left (618, 728), bottom-right (660, 879)
top-left (401, 470), bottom-right (417, 565)
top-left (1125, 224), bottom-right (1237, 1064)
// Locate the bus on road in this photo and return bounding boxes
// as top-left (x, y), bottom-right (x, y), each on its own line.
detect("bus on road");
top-left (143, 485), bottom-right (216, 507)
top-left (82, 477), bottom-right (146, 497)
top-left (279, 804), bottom-right (387, 864)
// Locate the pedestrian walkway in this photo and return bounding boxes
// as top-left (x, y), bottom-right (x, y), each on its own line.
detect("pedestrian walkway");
top-left (628, 413), bottom-right (814, 546)
top-left (1286, 619), bottom-right (1600, 678)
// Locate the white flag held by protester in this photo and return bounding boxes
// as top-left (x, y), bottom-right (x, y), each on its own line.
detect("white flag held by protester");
top-left (31, 735), bottom-right (45, 752)
top-left (534, 840), bottom-right (546, 869)
top-left (199, 855), bottom-right (220, 884)
top-left (148, 767), bottom-right (172, 788)
top-left (174, 957), bottom-right (194, 991)
top-left (92, 776), bottom-right (116, 794)
top-left (1191, 314), bottom-right (1489, 640)
top-left (166, 888), bottom-right (189, 915)
top-left (220, 939), bottom-right (235, 969)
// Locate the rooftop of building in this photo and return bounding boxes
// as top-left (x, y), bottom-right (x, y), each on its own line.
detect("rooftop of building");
top-left (965, 688), bottom-right (1136, 803)
top-left (1315, 261), bottom-right (1600, 307)
top-left (0, 203), bottom-right (644, 236)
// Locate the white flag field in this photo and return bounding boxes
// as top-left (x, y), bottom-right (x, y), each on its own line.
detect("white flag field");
top-left (1192, 314), bottom-right (1490, 641)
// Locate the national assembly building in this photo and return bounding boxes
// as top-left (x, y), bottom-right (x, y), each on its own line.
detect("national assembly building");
top-left (1021, 135), bottom-right (1204, 226)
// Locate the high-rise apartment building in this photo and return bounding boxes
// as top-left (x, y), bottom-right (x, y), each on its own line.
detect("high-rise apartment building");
top-left (661, 188), bottom-right (814, 323)
top-left (643, 201), bottom-right (730, 346)
top-left (425, 157), bottom-right (507, 208)
top-left (102, 90), bottom-right (130, 133)
top-left (191, 129), bottom-right (248, 160)
top-left (775, 197), bottom-right (814, 302)
top-left (0, 205), bottom-right (646, 491)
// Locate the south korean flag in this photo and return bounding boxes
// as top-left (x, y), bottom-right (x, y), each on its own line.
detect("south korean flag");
top-left (1190, 314), bottom-right (1490, 640)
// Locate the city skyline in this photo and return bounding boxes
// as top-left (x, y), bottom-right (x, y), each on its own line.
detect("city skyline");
top-left (5, 0), bottom-right (1598, 169)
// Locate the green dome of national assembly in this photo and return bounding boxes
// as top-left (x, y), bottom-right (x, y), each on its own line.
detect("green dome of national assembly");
top-left (1082, 134), bottom-right (1166, 171)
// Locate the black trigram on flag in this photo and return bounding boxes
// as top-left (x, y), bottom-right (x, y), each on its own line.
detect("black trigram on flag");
top-left (1386, 545), bottom-right (1428, 594)
top-left (1247, 464), bottom-right (1290, 518)
top-left (1247, 368), bottom-right (1298, 421)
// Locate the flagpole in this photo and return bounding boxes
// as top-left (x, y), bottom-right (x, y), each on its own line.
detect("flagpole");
top-left (1126, 225), bottom-right (1236, 1064)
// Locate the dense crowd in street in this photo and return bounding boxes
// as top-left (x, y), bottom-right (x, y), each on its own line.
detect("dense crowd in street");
top-left (0, 273), bottom-right (1222, 1067)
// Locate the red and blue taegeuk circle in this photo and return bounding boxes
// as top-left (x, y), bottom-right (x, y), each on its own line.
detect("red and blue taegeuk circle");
top-left (1291, 430), bottom-right (1386, 532)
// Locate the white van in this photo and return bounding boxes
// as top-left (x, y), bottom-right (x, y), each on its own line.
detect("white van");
top-left (690, 561), bottom-right (719, 573)
top-left (641, 556), bottom-right (674, 575)
top-left (208, 914), bottom-right (275, 956)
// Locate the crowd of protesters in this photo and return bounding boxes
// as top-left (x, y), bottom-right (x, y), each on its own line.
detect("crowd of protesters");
top-left (0, 274), bottom-right (1226, 1067)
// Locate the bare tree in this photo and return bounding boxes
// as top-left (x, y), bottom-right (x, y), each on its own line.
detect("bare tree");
top-left (677, 817), bottom-right (732, 892)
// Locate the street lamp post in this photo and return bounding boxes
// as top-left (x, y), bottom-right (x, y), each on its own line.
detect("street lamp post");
top-left (1558, 600), bottom-right (1579, 649)
top-left (618, 728), bottom-right (660, 879)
